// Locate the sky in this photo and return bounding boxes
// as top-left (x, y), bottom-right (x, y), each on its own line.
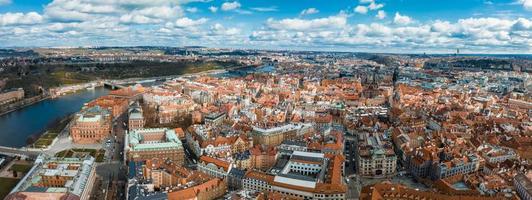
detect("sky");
top-left (0, 0), bottom-right (530, 54)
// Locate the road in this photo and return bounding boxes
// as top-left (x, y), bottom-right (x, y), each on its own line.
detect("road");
top-left (346, 176), bottom-right (362, 199)
top-left (104, 113), bottom-right (128, 200)
top-left (0, 146), bottom-right (42, 159)
top-left (182, 138), bottom-right (198, 169)
top-left (344, 135), bottom-right (357, 176)
top-left (344, 134), bottom-right (360, 199)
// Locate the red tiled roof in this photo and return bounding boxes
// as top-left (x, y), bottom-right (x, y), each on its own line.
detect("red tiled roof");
top-left (199, 156), bottom-right (230, 171)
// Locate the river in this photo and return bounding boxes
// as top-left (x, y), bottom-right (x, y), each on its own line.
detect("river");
top-left (0, 87), bottom-right (109, 148)
top-left (0, 65), bottom-right (275, 148)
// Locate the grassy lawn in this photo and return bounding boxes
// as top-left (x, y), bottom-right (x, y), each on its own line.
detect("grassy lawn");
top-left (71, 148), bottom-right (97, 157)
top-left (51, 71), bottom-right (94, 85)
top-left (55, 150), bottom-right (68, 157)
top-left (56, 148), bottom-right (105, 162)
top-left (0, 177), bottom-right (19, 199)
top-left (9, 164), bottom-right (33, 173)
top-left (30, 132), bottom-right (58, 148)
top-left (41, 133), bottom-right (58, 139)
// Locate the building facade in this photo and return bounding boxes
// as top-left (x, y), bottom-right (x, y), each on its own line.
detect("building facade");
top-left (250, 124), bottom-right (302, 147)
top-left (0, 88), bottom-right (24, 105)
top-left (128, 102), bottom-right (145, 131)
top-left (432, 154), bottom-right (481, 180)
top-left (125, 128), bottom-right (185, 165)
top-left (197, 156), bottom-right (231, 180)
top-left (87, 96), bottom-right (128, 119)
top-left (70, 106), bottom-right (112, 144)
top-left (242, 151), bottom-right (347, 200)
top-left (356, 132), bottom-right (397, 177)
top-left (5, 155), bottom-right (96, 200)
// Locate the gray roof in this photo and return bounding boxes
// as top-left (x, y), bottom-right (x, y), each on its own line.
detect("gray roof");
top-left (279, 172), bottom-right (317, 182)
top-left (291, 155), bottom-right (323, 163)
top-left (515, 173), bottom-right (532, 195)
top-left (229, 168), bottom-right (246, 178)
top-left (24, 186), bottom-right (48, 193)
top-left (271, 157), bottom-right (290, 172)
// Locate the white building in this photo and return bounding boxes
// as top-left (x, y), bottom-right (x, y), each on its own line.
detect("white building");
top-left (242, 151), bottom-right (347, 200)
top-left (356, 132), bottom-right (397, 177)
top-left (197, 156), bottom-right (232, 180)
top-left (6, 155), bottom-right (96, 200)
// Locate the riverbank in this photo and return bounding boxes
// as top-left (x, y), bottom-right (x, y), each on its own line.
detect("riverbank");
top-left (0, 66), bottom-right (248, 118)
top-left (28, 114), bottom-right (73, 149)
top-left (0, 65), bottom-right (252, 148)
top-left (0, 95), bottom-right (49, 117)
top-left (21, 69), bottom-right (229, 149)
top-left (0, 87), bottom-right (109, 148)
top-left (49, 82), bottom-right (102, 98)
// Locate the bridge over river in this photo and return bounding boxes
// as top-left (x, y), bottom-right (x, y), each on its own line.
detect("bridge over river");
top-left (0, 145), bottom-right (44, 159)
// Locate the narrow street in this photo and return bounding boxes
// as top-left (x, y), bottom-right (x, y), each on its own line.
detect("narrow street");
top-left (90, 113), bottom-right (128, 200)
top-left (344, 134), bottom-right (360, 199)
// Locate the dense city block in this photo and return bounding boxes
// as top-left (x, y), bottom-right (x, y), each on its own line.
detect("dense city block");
top-left (0, 48), bottom-right (530, 200)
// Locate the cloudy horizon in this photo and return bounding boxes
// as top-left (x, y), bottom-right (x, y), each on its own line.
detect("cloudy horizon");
top-left (0, 0), bottom-right (531, 54)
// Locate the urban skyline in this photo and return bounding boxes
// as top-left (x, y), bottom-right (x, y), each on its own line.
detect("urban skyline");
top-left (0, 1), bottom-right (530, 200)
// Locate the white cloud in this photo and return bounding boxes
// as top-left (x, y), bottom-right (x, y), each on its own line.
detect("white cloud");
top-left (119, 6), bottom-right (182, 24)
top-left (221, 1), bottom-right (241, 11)
top-left (430, 20), bottom-right (455, 34)
top-left (251, 6), bottom-right (278, 12)
top-left (0, 12), bottom-right (43, 26)
top-left (136, 6), bottom-right (182, 19)
top-left (210, 23), bottom-right (240, 35)
top-left (354, 6), bottom-right (368, 14)
top-left (174, 17), bottom-right (208, 28)
top-left (394, 12), bottom-right (412, 25)
top-left (120, 14), bottom-right (158, 24)
top-left (209, 6), bottom-right (218, 13)
top-left (44, 0), bottom-right (120, 21)
top-left (266, 14), bottom-right (347, 31)
top-left (0, 0), bottom-right (11, 6)
top-left (355, 23), bottom-right (392, 37)
top-left (46, 18), bottom-right (123, 34)
top-left (458, 17), bottom-right (513, 32)
top-left (43, 0), bottom-right (194, 22)
top-left (0, 0), bottom-right (531, 53)
top-left (518, 0), bottom-right (532, 10)
top-left (368, 2), bottom-right (384, 10)
top-left (375, 10), bottom-right (386, 19)
top-left (235, 9), bottom-right (253, 15)
top-left (512, 18), bottom-right (532, 30)
top-left (249, 14), bottom-right (532, 53)
top-left (300, 8), bottom-right (319, 16)
top-left (44, 6), bottom-right (91, 22)
top-left (186, 7), bottom-right (198, 13)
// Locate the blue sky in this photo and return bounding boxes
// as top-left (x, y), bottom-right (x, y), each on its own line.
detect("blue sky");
top-left (0, 0), bottom-right (530, 53)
